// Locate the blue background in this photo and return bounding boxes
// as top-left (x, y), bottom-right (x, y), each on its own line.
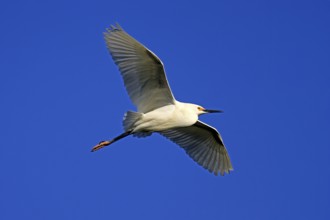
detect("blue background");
top-left (1, 0), bottom-right (329, 219)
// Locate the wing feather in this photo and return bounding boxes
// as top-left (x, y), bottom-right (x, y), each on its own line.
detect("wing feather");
top-left (160, 120), bottom-right (233, 175)
top-left (104, 24), bottom-right (175, 113)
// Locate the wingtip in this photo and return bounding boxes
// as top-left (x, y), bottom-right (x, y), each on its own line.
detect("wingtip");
top-left (104, 23), bottom-right (125, 41)
top-left (114, 22), bottom-right (123, 30)
top-left (105, 23), bottom-right (123, 33)
top-left (212, 164), bottom-right (234, 176)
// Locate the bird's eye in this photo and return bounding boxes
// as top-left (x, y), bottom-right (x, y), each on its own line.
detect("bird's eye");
top-left (197, 107), bottom-right (204, 111)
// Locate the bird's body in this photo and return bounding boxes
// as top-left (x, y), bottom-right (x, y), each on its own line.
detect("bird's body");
top-left (132, 102), bottom-right (198, 133)
top-left (92, 24), bottom-right (233, 175)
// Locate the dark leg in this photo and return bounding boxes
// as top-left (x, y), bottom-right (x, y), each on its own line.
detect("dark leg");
top-left (91, 130), bottom-right (132, 152)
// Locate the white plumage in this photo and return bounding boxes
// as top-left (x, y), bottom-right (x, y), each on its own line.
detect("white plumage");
top-left (92, 24), bottom-right (233, 176)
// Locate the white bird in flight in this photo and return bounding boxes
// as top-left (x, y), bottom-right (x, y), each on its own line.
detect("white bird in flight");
top-left (91, 24), bottom-right (233, 175)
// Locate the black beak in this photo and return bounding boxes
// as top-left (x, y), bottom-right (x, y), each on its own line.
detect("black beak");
top-left (204, 109), bottom-right (223, 113)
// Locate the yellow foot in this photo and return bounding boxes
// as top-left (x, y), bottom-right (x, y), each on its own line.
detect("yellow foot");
top-left (91, 140), bottom-right (111, 152)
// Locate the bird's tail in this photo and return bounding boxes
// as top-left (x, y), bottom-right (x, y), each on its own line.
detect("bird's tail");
top-left (122, 111), bottom-right (143, 131)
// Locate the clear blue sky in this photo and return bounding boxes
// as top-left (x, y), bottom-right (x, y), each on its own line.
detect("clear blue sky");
top-left (1, 0), bottom-right (329, 219)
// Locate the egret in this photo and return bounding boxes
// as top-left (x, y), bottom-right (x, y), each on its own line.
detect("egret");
top-left (91, 24), bottom-right (233, 175)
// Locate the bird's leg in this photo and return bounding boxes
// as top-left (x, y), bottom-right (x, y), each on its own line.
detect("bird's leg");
top-left (91, 130), bottom-right (132, 152)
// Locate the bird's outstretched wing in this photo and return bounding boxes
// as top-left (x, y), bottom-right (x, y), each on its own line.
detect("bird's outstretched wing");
top-left (160, 120), bottom-right (233, 175)
top-left (104, 24), bottom-right (175, 113)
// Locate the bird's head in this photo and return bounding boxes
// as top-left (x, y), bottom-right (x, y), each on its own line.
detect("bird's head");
top-left (194, 104), bottom-right (223, 115)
